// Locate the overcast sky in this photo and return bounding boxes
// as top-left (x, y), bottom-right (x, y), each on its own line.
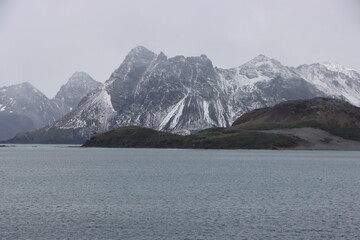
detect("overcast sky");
top-left (1, 0), bottom-right (359, 98)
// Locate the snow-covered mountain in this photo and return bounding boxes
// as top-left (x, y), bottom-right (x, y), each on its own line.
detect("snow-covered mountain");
top-left (216, 54), bottom-right (324, 120)
top-left (51, 48), bottom-right (230, 136)
top-left (295, 63), bottom-right (360, 106)
top-left (0, 82), bottom-right (67, 140)
top-left (0, 72), bottom-right (101, 140)
top-left (10, 46), bottom-right (360, 143)
top-left (54, 72), bottom-right (101, 111)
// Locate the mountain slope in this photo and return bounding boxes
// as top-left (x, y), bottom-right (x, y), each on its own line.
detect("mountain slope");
top-left (232, 97), bottom-right (360, 141)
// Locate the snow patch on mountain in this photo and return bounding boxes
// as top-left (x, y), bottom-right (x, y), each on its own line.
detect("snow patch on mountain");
top-left (159, 94), bottom-right (187, 130)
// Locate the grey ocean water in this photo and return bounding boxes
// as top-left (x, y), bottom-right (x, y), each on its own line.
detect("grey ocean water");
top-left (0, 145), bottom-right (359, 239)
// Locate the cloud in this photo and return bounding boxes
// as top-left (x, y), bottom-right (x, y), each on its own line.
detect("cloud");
top-left (0, 0), bottom-right (359, 97)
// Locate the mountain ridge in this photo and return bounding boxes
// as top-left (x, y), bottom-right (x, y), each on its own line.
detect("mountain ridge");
top-left (7, 46), bottom-right (360, 143)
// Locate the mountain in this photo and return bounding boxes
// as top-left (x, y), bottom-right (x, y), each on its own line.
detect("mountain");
top-left (216, 54), bottom-right (325, 119)
top-left (8, 46), bottom-right (360, 143)
top-left (54, 72), bottom-right (102, 111)
top-left (232, 98), bottom-right (360, 131)
top-left (0, 82), bottom-right (67, 140)
top-left (83, 98), bottom-right (360, 150)
top-left (295, 63), bottom-right (360, 106)
top-left (0, 72), bottom-right (101, 141)
top-left (232, 97), bottom-right (360, 149)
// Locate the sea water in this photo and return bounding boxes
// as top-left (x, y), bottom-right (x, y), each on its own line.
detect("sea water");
top-left (0, 145), bottom-right (359, 239)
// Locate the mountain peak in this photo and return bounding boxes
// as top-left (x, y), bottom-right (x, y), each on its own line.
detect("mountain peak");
top-left (122, 46), bottom-right (158, 66)
top-left (127, 46), bottom-right (156, 58)
top-left (254, 54), bottom-right (270, 61)
top-left (67, 71), bottom-right (96, 84)
top-left (70, 71), bottom-right (92, 79)
top-left (130, 45), bottom-right (149, 52)
top-left (156, 51), bottom-right (167, 61)
top-left (242, 54), bottom-right (279, 67)
top-left (235, 54), bottom-right (296, 80)
top-left (186, 54), bottom-right (213, 67)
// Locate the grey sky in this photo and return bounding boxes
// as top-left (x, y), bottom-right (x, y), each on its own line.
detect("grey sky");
top-left (1, 0), bottom-right (359, 98)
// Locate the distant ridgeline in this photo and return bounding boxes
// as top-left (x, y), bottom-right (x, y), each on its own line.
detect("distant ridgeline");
top-left (0, 72), bottom-right (101, 141)
top-left (5, 46), bottom-right (360, 144)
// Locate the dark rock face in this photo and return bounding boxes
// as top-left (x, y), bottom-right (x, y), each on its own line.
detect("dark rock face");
top-left (107, 48), bottom-right (229, 134)
top-left (8, 46), bottom-right (360, 143)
